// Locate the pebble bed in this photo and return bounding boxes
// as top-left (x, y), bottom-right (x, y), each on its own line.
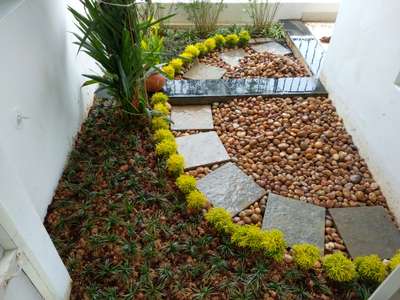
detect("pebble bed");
top-left (175, 47), bottom-right (309, 80)
top-left (212, 96), bottom-right (394, 254)
top-left (212, 96), bottom-right (388, 210)
top-left (173, 96), bottom-right (393, 254)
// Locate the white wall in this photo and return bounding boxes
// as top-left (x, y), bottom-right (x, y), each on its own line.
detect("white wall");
top-left (0, 0), bottom-right (98, 219)
top-left (158, 0), bottom-right (340, 25)
top-left (321, 0), bottom-right (400, 222)
top-left (2, 271), bottom-right (43, 300)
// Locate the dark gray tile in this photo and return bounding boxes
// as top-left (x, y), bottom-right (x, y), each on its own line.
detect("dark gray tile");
top-left (197, 162), bottom-right (266, 216)
top-left (262, 193), bottom-right (326, 250)
top-left (329, 206), bottom-right (400, 259)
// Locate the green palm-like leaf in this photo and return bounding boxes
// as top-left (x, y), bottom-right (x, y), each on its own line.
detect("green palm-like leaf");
top-left (69, 0), bottom-right (172, 114)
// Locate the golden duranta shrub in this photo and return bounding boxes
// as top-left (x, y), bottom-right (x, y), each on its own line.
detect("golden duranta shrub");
top-left (176, 174), bottom-right (197, 194)
top-left (225, 33), bottom-right (239, 47)
top-left (204, 38), bottom-right (216, 51)
top-left (389, 250), bottom-right (400, 271)
top-left (238, 30), bottom-right (250, 46)
top-left (323, 252), bottom-right (357, 282)
top-left (179, 52), bottom-right (193, 63)
top-left (214, 34), bottom-right (226, 47)
top-left (153, 129), bottom-right (174, 143)
top-left (205, 208), bottom-right (236, 234)
top-left (231, 225), bottom-right (286, 262)
top-left (261, 229), bottom-right (286, 262)
top-left (153, 103), bottom-right (170, 115)
top-left (195, 42), bottom-right (208, 56)
top-left (169, 58), bottom-right (184, 72)
top-left (162, 65), bottom-right (175, 79)
top-left (184, 44), bottom-right (200, 58)
top-left (354, 255), bottom-right (387, 283)
top-left (186, 190), bottom-right (207, 210)
top-left (292, 243), bottom-right (321, 270)
top-left (166, 154), bottom-right (185, 175)
top-left (150, 92), bottom-right (169, 105)
top-left (151, 117), bottom-right (169, 130)
top-left (155, 139), bottom-right (177, 156)
top-left (231, 225), bottom-right (265, 251)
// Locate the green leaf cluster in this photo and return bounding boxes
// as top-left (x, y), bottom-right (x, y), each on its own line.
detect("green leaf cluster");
top-left (354, 255), bottom-right (387, 283)
top-left (292, 244), bottom-right (321, 270)
top-left (70, 0), bottom-right (172, 114)
top-left (323, 252), bottom-right (357, 282)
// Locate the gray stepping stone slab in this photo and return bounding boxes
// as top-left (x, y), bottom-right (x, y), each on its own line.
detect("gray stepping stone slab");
top-left (197, 162), bottom-right (266, 216)
top-left (329, 206), bottom-right (400, 258)
top-left (171, 105), bottom-right (213, 131)
top-left (183, 63), bottom-right (226, 80)
top-left (262, 193), bottom-right (325, 250)
top-left (220, 49), bottom-right (247, 67)
top-left (249, 37), bottom-right (274, 45)
top-left (251, 41), bottom-right (292, 56)
top-left (176, 131), bottom-right (230, 170)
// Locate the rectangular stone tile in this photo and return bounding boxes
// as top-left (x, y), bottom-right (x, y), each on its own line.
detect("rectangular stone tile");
top-left (249, 37), bottom-right (274, 45)
top-left (197, 162), bottom-right (266, 216)
top-left (183, 63), bottom-right (226, 80)
top-left (251, 41), bottom-right (292, 56)
top-left (329, 206), bottom-right (400, 259)
top-left (262, 193), bottom-right (325, 251)
top-left (176, 131), bottom-right (230, 170)
top-left (220, 49), bottom-right (247, 67)
top-left (171, 105), bottom-right (213, 131)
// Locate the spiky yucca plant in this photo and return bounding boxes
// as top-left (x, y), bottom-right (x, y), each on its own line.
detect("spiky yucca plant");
top-left (69, 0), bottom-right (170, 115)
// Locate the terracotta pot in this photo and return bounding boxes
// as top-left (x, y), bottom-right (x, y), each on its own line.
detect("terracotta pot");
top-left (145, 73), bottom-right (166, 93)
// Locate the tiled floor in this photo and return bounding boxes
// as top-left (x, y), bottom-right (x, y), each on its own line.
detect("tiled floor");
top-left (305, 22), bottom-right (335, 50)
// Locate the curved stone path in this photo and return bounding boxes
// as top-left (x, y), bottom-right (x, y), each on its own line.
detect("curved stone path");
top-left (170, 104), bottom-right (400, 259)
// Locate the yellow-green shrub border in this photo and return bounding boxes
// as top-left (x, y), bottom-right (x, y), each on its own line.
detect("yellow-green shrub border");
top-left (162, 31), bottom-right (250, 79)
top-left (149, 91), bottom-right (399, 285)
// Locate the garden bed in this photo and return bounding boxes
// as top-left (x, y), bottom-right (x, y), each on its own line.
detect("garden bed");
top-left (175, 46), bottom-right (310, 80)
top-left (45, 100), bottom-right (377, 300)
top-left (171, 96), bottom-right (395, 257)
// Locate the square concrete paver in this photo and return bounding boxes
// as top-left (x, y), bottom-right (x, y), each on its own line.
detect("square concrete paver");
top-left (251, 41), bottom-right (292, 56)
top-left (262, 193), bottom-right (325, 250)
top-left (197, 162), bottom-right (266, 216)
top-left (329, 206), bottom-right (400, 258)
top-left (183, 63), bottom-right (226, 80)
top-left (176, 131), bottom-right (230, 170)
top-left (171, 105), bottom-right (213, 131)
top-left (220, 49), bottom-right (247, 67)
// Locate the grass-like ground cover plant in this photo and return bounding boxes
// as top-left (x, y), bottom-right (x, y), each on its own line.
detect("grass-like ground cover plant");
top-left (45, 99), bottom-right (388, 299)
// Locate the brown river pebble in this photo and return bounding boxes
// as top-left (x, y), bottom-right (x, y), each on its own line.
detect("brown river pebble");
top-left (212, 96), bottom-right (388, 210)
top-left (172, 96), bottom-right (394, 255)
top-left (175, 47), bottom-right (309, 79)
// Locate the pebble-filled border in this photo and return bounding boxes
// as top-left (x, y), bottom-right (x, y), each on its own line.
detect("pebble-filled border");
top-left (150, 91), bottom-right (400, 285)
